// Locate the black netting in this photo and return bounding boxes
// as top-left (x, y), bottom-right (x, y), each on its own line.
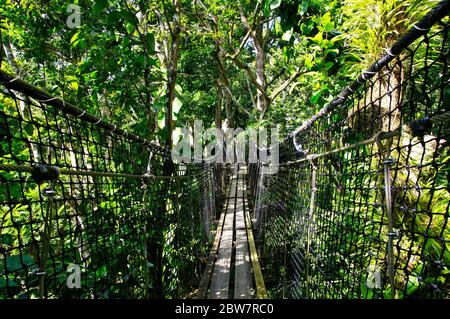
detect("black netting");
top-left (0, 0), bottom-right (448, 301)
top-left (249, 3), bottom-right (449, 299)
top-left (0, 72), bottom-right (219, 299)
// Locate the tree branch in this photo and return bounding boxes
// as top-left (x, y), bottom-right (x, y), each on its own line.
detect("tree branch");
top-left (245, 73), bottom-right (256, 109)
top-left (267, 68), bottom-right (286, 87)
top-left (229, 56), bottom-right (268, 99)
top-left (269, 64), bottom-right (304, 103)
top-left (219, 80), bottom-right (252, 117)
top-left (162, 0), bottom-right (174, 37)
top-left (227, 28), bottom-right (252, 60)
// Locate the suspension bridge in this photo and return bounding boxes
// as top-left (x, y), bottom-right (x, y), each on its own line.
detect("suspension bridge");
top-left (0, 1), bottom-right (448, 299)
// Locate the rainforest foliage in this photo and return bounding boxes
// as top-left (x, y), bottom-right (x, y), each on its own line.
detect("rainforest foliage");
top-left (1, 0), bottom-right (439, 140)
top-left (0, 0), bottom-right (448, 299)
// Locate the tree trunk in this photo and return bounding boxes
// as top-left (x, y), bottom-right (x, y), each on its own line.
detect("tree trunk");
top-left (164, 0), bottom-right (182, 148)
top-left (212, 33), bottom-right (233, 128)
top-left (254, 27), bottom-right (267, 115)
top-left (348, 66), bottom-right (403, 135)
top-left (215, 80), bottom-right (223, 129)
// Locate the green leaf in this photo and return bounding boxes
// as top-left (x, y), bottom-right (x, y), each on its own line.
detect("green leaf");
top-left (136, 55), bottom-right (145, 67)
top-left (158, 112), bottom-right (165, 129)
top-left (123, 11), bottom-right (138, 25)
top-left (173, 97), bottom-right (182, 115)
top-left (325, 62), bottom-right (334, 70)
top-left (310, 91), bottom-right (322, 104)
top-left (324, 48), bottom-right (339, 57)
top-left (70, 81), bottom-right (79, 91)
top-left (146, 33), bottom-right (155, 53)
top-left (320, 12), bottom-right (331, 27)
top-left (125, 22), bottom-right (135, 34)
top-left (94, 0), bottom-right (108, 12)
top-left (107, 10), bottom-right (122, 25)
top-left (91, 90), bottom-right (98, 105)
top-left (270, 0), bottom-right (282, 10)
top-left (323, 22), bottom-right (334, 32)
top-left (300, 0), bottom-right (309, 16)
top-left (274, 19), bottom-right (282, 35)
top-left (406, 276), bottom-right (420, 295)
top-left (312, 32), bottom-right (323, 44)
top-left (96, 265), bottom-right (108, 278)
top-left (301, 20), bottom-right (314, 35)
top-left (23, 123), bottom-right (33, 136)
top-left (304, 54), bottom-right (314, 69)
top-left (70, 31), bottom-right (80, 45)
top-left (264, 1), bottom-right (270, 17)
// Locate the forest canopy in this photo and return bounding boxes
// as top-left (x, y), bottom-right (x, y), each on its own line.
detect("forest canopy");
top-left (0, 0), bottom-right (441, 144)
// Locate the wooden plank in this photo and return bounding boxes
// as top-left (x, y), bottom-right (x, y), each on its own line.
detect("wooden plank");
top-left (196, 181), bottom-right (231, 299)
top-left (236, 175), bottom-right (244, 198)
top-left (235, 197), bottom-right (245, 230)
top-left (234, 192), bottom-right (253, 298)
top-left (208, 179), bottom-right (236, 299)
top-left (229, 178), bottom-right (237, 198)
top-left (199, 166), bottom-right (262, 300)
top-left (245, 209), bottom-right (268, 298)
top-left (242, 169), bottom-right (268, 299)
top-left (208, 212), bottom-right (234, 298)
top-left (234, 229), bottom-right (253, 299)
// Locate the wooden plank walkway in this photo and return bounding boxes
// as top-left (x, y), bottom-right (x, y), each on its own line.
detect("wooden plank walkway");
top-left (196, 165), bottom-right (267, 299)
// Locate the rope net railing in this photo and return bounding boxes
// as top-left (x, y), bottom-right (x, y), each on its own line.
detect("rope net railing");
top-left (249, 1), bottom-right (449, 299)
top-left (0, 70), bottom-right (221, 299)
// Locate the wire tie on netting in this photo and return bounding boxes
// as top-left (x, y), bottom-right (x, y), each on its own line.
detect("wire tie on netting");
top-left (362, 71), bottom-right (377, 80)
top-left (28, 97), bottom-right (43, 106)
top-left (385, 48), bottom-right (397, 57)
top-left (348, 86), bottom-right (354, 93)
top-left (42, 187), bottom-right (56, 197)
top-left (9, 76), bottom-right (21, 83)
top-left (9, 69), bottom-right (23, 83)
top-left (412, 23), bottom-right (429, 32)
top-left (94, 118), bottom-right (102, 124)
top-left (292, 133), bottom-right (303, 153)
top-left (382, 157), bottom-right (395, 166)
top-left (77, 110), bottom-right (86, 118)
top-left (34, 271), bottom-right (47, 277)
top-left (111, 125), bottom-right (117, 133)
top-left (37, 97), bottom-right (60, 103)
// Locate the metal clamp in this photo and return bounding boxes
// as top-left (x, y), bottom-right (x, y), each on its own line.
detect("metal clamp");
top-left (31, 268), bottom-right (47, 276)
top-left (382, 157), bottom-right (395, 166)
top-left (388, 229), bottom-right (399, 239)
top-left (42, 187), bottom-right (56, 197)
